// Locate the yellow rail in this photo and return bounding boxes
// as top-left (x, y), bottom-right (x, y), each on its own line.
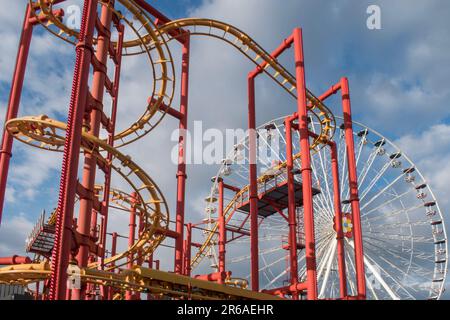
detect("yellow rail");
top-left (0, 263), bottom-right (281, 300)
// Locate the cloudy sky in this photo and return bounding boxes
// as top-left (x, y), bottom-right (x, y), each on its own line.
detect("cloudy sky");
top-left (0, 0), bottom-right (449, 298)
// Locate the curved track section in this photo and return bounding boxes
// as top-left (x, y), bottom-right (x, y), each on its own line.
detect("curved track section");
top-left (157, 18), bottom-right (335, 149)
top-left (30, 0), bottom-right (176, 147)
top-left (5, 116), bottom-right (169, 269)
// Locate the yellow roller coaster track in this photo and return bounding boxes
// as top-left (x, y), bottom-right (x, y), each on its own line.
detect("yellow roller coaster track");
top-left (1, 1), bottom-right (338, 298)
top-left (5, 116), bottom-right (169, 270)
top-left (30, 1), bottom-right (335, 148)
top-left (0, 262), bottom-right (281, 300)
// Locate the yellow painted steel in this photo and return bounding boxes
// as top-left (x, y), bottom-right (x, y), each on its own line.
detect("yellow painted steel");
top-left (6, 116), bottom-right (169, 270)
top-left (30, 0), bottom-right (176, 148)
top-left (0, 1), bottom-right (339, 299)
top-left (0, 263), bottom-right (281, 300)
top-left (30, 1), bottom-right (334, 149)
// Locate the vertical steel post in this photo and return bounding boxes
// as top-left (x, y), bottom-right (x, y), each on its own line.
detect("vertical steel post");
top-left (0, 4), bottom-right (33, 224)
top-left (73, 2), bottom-right (113, 300)
top-left (284, 118), bottom-right (299, 300)
top-left (49, 0), bottom-right (99, 300)
top-left (125, 192), bottom-right (137, 300)
top-left (330, 143), bottom-right (348, 299)
top-left (98, 21), bottom-right (124, 270)
top-left (340, 77), bottom-right (366, 299)
top-left (108, 232), bottom-right (118, 300)
top-left (293, 28), bottom-right (318, 300)
top-left (247, 75), bottom-right (259, 292)
top-left (174, 35), bottom-right (190, 274)
top-left (185, 223), bottom-right (192, 277)
top-left (218, 178), bottom-right (226, 284)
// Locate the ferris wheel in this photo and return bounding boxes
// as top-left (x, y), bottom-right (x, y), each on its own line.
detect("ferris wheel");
top-left (200, 116), bottom-right (448, 300)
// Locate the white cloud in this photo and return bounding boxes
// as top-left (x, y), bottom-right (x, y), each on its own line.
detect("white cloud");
top-left (1, 0), bottom-right (450, 298)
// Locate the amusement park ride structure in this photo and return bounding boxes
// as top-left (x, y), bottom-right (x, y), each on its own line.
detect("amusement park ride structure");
top-left (0, 0), bottom-right (447, 300)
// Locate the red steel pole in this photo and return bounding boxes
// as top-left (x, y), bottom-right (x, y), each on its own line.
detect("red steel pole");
top-left (126, 192), bottom-right (137, 300)
top-left (284, 118), bottom-right (299, 300)
top-left (218, 178), bottom-right (226, 284)
top-left (0, 4), bottom-right (33, 224)
top-left (0, 256), bottom-right (31, 265)
top-left (340, 77), bottom-right (366, 299)
top-left (293, 28), bottom-right (318, 300)
top-left (108, 232), bottom-right (118, 300)
top-left (174, 35), bottom-right (190, 274)
top-left (73, 2), bottom-right (113, 300)
top-left (330, 143), bottom-right (348, 299)
top-left (185, 223), bottom-right (192, 277)
top-left (49, 0), bottom-right (99, 301)
top-left (245, 33), bottom-right (295, 292)
top-left (98, 21), bottom-right (124, 270)
top-left (247, 75), bottom-right (259, 292)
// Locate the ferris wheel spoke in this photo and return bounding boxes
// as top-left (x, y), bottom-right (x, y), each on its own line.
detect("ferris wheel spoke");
top-left (229, 245), bottom-right (282, 264)
top-left (344, 246), bottom-right (359, 297)
top-left (345, 240), bottom-right (402, 300)
top-left (318, 239), bottom-right (338, 298)
top-left (314, 146), bottom-right (336, 218)
top-left (360, 173), bottom-right (407, 212)
top-left (363, 231), bottom-right (433, 244)
top-left (316, 236), bottom-right (336, 279)
top-left (255, 255), bottom-right (288, 277)
top-left (357, 146), bottom-right (381, 191)
top-left (357, 161), bottom-right (393, 205)
top-left (363, 246), bottom-right (417, 300)
top-left (361, 190), bottom-right (419, 220)
top-left (261, 253), bottom-right (278, 283)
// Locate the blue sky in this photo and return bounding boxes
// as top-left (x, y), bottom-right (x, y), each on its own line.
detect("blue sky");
top-left (1, 0), bottom-right (450, 299)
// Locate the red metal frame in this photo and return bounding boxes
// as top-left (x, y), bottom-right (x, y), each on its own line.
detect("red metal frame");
top-left (0, 1), bottom-right (367, 301)
top-left (0, 4), bottom-right (33, 225)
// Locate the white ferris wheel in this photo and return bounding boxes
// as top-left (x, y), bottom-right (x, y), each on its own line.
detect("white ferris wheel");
top-left (200, 116), bottom-right (448, 300)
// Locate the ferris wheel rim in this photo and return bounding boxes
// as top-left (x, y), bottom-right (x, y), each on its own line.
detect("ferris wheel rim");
top-left (200, 115), bottom-right (448, 300)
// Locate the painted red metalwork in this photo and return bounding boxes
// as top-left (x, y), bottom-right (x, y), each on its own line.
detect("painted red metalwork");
top-left (49, 0), bottom-right (99, 301)
top-left (246, 33), bottom-right (294, 293)
top-left (0, 0), bottom-right (369, 301)
top-left (293, 27), bottom-right (318, 300)
top-left (0, 256), bottom-right (32, 265)
top-left (340, 77), bottom-right (366, 299)
top-left (184, 223), bottom-right (193, 277)
top-left (0, 4), bottom-right (33, 225)
top-left (284, 117), bottom-right (299, 300)
top-left (174, 35), bottom-right (191, 275)
top-left (218, 178), bottom-right (226, 284)
top-left (126, 192), bottom-right (138, 301)
top-left (330, 143), bottom-right (348, 299)
top-left (73, 2), bottom-right (115, 300)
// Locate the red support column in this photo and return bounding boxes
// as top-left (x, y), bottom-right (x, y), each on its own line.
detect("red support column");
top-left (244, 33), bottom-right (295, 292)
top-left (330, 143), bottom-right (348, 299)
top-left (98, 21), bottom-right (124, 270)
top-left (108, 232), bottom-right (118, 300)
top-left (284, 118), bottom-right (299, 300)
top-left (73, 2), bottom-right (113, 300)
top-left (49, 0), bottom-right (99, 301)
top-left (0, 4), bottom-right (33, 224)
top-left (184, 223), bottom-right (192, 277)
top-left (247, 75), bottom-right (259, 292)
top-left (174, 35), bottom-right (190, 274)
top-left (126, 192), bottom-right (137, 300)
top-left (340, 77), bottom-right (366, 299)
top-left (293, 28), bottom-right (318, 300)
top-left (218, 178), bottom-right (226, 284)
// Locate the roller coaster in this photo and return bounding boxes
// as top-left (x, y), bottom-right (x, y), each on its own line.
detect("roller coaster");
top-left (0, 0), bottom-right (447, 300)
